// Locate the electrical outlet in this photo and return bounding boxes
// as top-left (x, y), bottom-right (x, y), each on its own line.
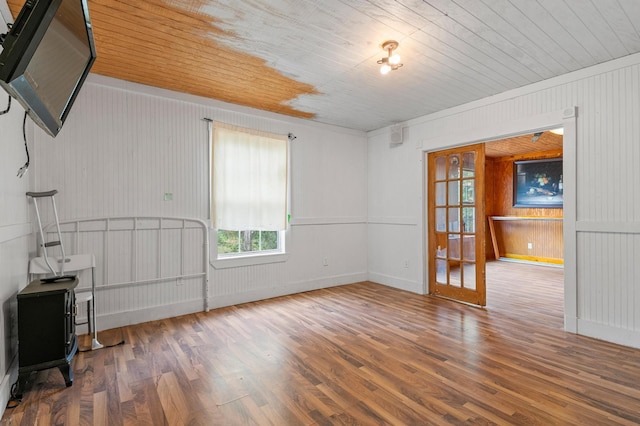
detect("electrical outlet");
top-left (527, 242), bottom-right (533, 250)
top-left (403, 260), bottom-right (409, 268)
top-left (323, 257), bottom-right (328, 266)
top-left (164, 192), bottom-right (173, 201)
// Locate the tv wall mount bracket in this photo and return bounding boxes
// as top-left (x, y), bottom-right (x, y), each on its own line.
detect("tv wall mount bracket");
top-left (0, 23), bottom-right (12, 46)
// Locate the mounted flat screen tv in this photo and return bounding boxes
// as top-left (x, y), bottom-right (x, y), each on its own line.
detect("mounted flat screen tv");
top-left (513, 158), bottom-right (563, 208)
top-left (0, 0), bottom-right (96, 137)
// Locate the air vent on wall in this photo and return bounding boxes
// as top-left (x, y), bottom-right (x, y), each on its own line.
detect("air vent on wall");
top-left (390, 124), bottom-right (403, 146)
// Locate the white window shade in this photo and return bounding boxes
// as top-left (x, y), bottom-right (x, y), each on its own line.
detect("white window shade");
top-left (212, 123), bottom-right (288, 231)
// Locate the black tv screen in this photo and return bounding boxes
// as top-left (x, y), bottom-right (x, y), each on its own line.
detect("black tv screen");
top-left (0, 0), bottom-right (96, 137)
top-left (513, 158), bottom-right (563, 208)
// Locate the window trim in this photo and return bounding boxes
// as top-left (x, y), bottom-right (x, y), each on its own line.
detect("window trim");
top-left (210, 228), bottom-right (289, 269)
top-left (216, 229), bottom-right (283, 257)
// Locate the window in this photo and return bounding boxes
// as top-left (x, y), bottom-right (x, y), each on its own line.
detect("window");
top-left (211, 123), bottom-right (288, 260)
top-left (217, 230), bottom-right (280, 255)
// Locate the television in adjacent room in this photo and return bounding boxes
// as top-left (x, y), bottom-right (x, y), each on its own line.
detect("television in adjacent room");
top-left (0, 0), bottom-right (96, 137)
top-left (513, 158), bottom-right (563, 208)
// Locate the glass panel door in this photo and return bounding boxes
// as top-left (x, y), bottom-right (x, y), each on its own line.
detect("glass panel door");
top-left (427, 144), bottom-right (486, 306)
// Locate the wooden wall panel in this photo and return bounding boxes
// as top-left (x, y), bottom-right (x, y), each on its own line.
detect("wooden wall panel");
top-left (492, 219), bottom-right (563, 262)
top-left (486, 149), bottom-right (563, 217)
top-left (485, 150), bottom-right (563, 263)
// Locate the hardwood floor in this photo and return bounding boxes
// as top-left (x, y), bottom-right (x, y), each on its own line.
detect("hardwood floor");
top-left (4, 261), bottom-right (640, 425)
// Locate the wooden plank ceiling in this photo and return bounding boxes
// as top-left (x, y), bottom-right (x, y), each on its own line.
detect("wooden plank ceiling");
top-left (7, 0), bottom-right (640, 131)
top-left (486, 130), bottom-right (563, 158)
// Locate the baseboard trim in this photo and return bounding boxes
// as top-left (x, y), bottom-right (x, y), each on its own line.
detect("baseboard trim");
top-left (564, 315), bottom-right (578, 333)
top-left (0, 355), bottom-right (18, 419)
top-left (88, 274), bottom-right (369, 330)
top-left (502, 254), bottom-right (563, 265)
top-left (208, 273), bottom-right (368, 309)
top-left (577, 319), bottom-right (640, 349)
top-left (367, 272), bottom-right (424, 294)
top-left (89, 300), bottom-right (206, 333)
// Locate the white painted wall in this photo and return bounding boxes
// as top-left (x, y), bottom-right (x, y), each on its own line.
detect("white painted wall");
top-left (0, 6), bottom-right (32, 412)
top-left (3, 13), bottom-right (640, 418)
top-left (367, 132), bottom-right (424, 293)
top-left (30, 75), bottom-right (368, 328)
top-left (28, 53), bottom-right (640, 351)
top-left (0, 104), bottom-right (30, 420)
top-left (368, 52), bottom-right (640, 349)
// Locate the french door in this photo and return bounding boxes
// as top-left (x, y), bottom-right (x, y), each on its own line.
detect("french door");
top-left (427, 144), bottom-right (486, 306)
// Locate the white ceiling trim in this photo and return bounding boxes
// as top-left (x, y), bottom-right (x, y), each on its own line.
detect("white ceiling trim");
top-left (419, 108), bottom-right (567, 151)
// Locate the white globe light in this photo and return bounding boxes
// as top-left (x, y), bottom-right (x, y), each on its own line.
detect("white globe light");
top-left (380, 64), bottom-right (391, 74)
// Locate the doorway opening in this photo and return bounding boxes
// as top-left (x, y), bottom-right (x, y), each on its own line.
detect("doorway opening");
top-left (426, 129), bottom-right (565, 319)
top-left (484, 130), bottom-right (565, 319)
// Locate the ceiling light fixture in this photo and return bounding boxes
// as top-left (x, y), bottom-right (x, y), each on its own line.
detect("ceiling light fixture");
top-left (377, 40), bottom-right (403, 75)
top-left (532, 131), bottom-right (543, 143)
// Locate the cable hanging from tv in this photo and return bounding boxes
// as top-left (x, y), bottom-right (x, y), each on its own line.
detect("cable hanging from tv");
top-left (0, 94), bottom-right (29, 177)
top-left (17, 112), bottom-right (29, 178)
top-left (0, 94), bottom-right (9, 115)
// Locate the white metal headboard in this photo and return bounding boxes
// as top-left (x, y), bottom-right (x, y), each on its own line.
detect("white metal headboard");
top-left (43, 216), bottom-right (210, 313)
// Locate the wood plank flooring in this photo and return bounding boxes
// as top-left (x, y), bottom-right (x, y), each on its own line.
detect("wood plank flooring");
top-left (4, 261), bottom-right (640, 425)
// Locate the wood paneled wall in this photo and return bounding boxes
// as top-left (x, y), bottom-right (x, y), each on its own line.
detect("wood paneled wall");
top-left (485, 149), bottom-right (563, 263)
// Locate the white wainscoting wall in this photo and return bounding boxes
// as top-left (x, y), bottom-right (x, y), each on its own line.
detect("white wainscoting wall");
top-left (0, 73), bottom-right (31, 413)
top-left (367, 52), bottom-right (640, 349)
top-left (29, 75), bottom-right (368, 329)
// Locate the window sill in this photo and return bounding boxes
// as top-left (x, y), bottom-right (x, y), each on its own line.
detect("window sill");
top-left (211, 252), bottom-right (289, 269)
